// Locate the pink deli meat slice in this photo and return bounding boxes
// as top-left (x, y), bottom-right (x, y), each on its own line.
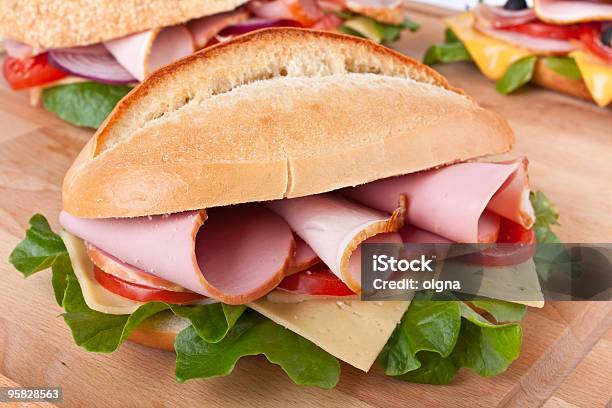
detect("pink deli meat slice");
top-left (344, 159), bottom-right (535, 243)
top-left (60, 205), bottom-right (294, 304)
top-left (266, 193), bottom-right (405, 292)
top-left (104, 25), bottom-right (194, 81)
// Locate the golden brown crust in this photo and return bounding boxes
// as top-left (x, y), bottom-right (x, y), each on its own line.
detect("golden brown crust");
top-left (62, 28), bottom-right (513, 218)
top-left (532, 58), bottom-right (594, 102)
top-left (0, 0), bottom-right (249, 49)
top-left (127, 311), bottom-right (189, 351)
top-left (128, 327), bottom-right (177, 351)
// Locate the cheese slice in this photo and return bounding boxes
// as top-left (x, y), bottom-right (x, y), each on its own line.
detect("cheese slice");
top-left (570, 50), bottom-right (612, 107)
top-left (60, 230), bottom-right (145, 315)
top-left (445, 13), bottom-right (533, 80)
top-left (440, 259), bottom-right (544, 308)
top-left (266, 290), bottom-right (358, 303)
top-left (249, 298), bottom-right (410, 371)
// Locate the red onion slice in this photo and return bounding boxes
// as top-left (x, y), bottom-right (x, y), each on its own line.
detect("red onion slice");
top-left (48, 44), bottom-right (136, 85)
top-left (219, 18), bottom-right (302, 36)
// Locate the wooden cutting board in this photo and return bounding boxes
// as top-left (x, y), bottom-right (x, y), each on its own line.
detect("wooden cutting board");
top-left (1, 4), bottom-right (611, 408)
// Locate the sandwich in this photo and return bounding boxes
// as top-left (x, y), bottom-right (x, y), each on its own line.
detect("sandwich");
top-left (0, 0), bottom-right (418, 129)
top-left (9, 28), bottom-right (560, 388)
top-left (424, 0), bottom-right (612, 107)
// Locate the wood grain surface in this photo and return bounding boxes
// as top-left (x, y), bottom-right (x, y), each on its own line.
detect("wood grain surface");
top-left (1, 4), bottom-right (611, 408)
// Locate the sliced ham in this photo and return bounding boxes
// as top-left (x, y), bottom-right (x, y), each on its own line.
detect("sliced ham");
top-left (187, 9), bottom-right (250, 49)
top-left (248, 0), bottom-right (323, 26)
top-left (474, 4), bottom-right (537, 29)
top-left (86, 243), bottom-right (191, 292)
top-left (473, 18), bottom-right (577, 54)
top-left (534, 0), bottom-right (612, 24)
top-left (104, 25), bottom-right (194, 81)
top-left (266, 194), bottom-right (405, 292)
top-left (344, 159), bottom-right (535, 244)
top-left (60, 205), bottom-right (294, 304)
top-left (4, 39), bottom-right (34, 59)
top-left (288, 236), bottom-right (320, 274)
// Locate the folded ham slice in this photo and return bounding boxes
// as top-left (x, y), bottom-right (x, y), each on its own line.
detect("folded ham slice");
top-left (104, 25), bottom-right (194, 81)
top-left (248, 0), bottom-right (323, 26)
top-left (187, 9), bottom-right (250, 49)
top-left (60, 205), bottom-right (294, 304)
top-left (344, 159), bottom-right (535, 243)
top-left (473, 18), bottom-right (577, 54)
top-left (266, 194), bottom-right (405, 292)
top-left (474, 4), bottom-right (536, 29)
top-left (534, 0), bottom-right (612, 24)
top-left (288, 236), bottom-right (320, 274)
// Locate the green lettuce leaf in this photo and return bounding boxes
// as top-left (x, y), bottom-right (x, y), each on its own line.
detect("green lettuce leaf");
top-left (530, 191), bottom-right (561, 244)
top-left (423, 29), bottom-right (472, 65)
top-left (471, 298), bottom-right (527, 323)
top-left (495, 56), bottom-right (537, 95)
top-left (379, 299), bottom-right (460, 376)
top-left (9, 214), bottom-right (68, 277)
top-left (175, 311), bottom-right (341, 389)
top-left (380, 295), bottom-right (524, 384)
top-left (545, 57), bottom-right (582, 81)
top-left (43, 82), bottom-right (131, 129)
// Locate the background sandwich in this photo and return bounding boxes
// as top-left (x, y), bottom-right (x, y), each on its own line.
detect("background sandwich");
top-left (9, 28), bottom-right (560, 388)
top-left (424, 0), bottom-right (612, 107)
top-left (0, 0), bottom-right (418, 128)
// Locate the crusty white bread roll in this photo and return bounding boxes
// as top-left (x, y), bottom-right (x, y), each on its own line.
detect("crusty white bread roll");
top-left (532, 59), bottom-right (594, 103)
top-left (62, 28), bottom-right (514, 218)
top-left (0, 0), bottom-right (250, 49)
top-left (128, 311), bottom-right (189, 351)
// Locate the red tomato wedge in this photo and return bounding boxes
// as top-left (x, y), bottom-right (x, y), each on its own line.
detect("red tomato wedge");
top-left (3, 53), bottom-right (68, 90)
top-left (502, 21), bottom-right (581, 40)
top-left (459, 218), bottom-right (536, 267)
top-left (277, 263), bottom-right (355, 296)
top-left (94, 266), bottom-right (206, 304)
top-left (580, 25), bottom-right (612, 64)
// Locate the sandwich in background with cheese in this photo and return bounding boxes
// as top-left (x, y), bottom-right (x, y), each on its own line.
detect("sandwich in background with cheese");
top-left (424, 0), bottom-right (612, 107)
top-left (9, 28), bottom-right (560, 388)
top-left (0, 0), bottom-right (418, 129)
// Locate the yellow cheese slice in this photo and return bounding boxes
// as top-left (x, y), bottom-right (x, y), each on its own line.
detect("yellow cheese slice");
top-left (249, 299), bottom-right (410, 372)
top-left (570, 50), bottom-right (612, 107)
top-left (60, 230), bottom-right (145, 315)
top-left (445, 13), bottom-right (533, 80)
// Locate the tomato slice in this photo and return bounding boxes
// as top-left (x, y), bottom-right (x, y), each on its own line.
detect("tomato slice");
top-left (2, 53), bottom-right (68, 90)
top-left (502, 21), bottom-right (581, 40)
top-left (94, 266), bottom-right (206, 304)
top-left (278, 263), bottom-right (355, 296)
top-left (579, 24), bottom-right (612, 64)
top-left (459, 218), bottom-right (536, 267)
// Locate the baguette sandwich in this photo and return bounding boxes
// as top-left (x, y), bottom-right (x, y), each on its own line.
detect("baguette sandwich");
top-left (424, 0), bottom-right (612, 107)
top-left (0, 0), bottom-right (418, 128)
top-left (9, 28), bottom-right (560, 388)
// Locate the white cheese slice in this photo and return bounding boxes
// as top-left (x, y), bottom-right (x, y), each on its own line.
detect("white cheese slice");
top-left (441, 259), bottom-right (544, 308)
top-left (266, 290), bottom-right (358, 303)
top-left (60, 230), bottom-right (145, 315)
top-left (249, 298), bottom-right (410, 372)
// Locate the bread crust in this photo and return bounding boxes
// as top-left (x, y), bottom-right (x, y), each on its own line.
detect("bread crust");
top-left (0, 0), bottom-right (249, 49)
top-left (62, 28), bottom-right (514, 218)
top-left (128, 311), bottom-right (189, 351)
top-left (532, 58), bottom-right (594, 103)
